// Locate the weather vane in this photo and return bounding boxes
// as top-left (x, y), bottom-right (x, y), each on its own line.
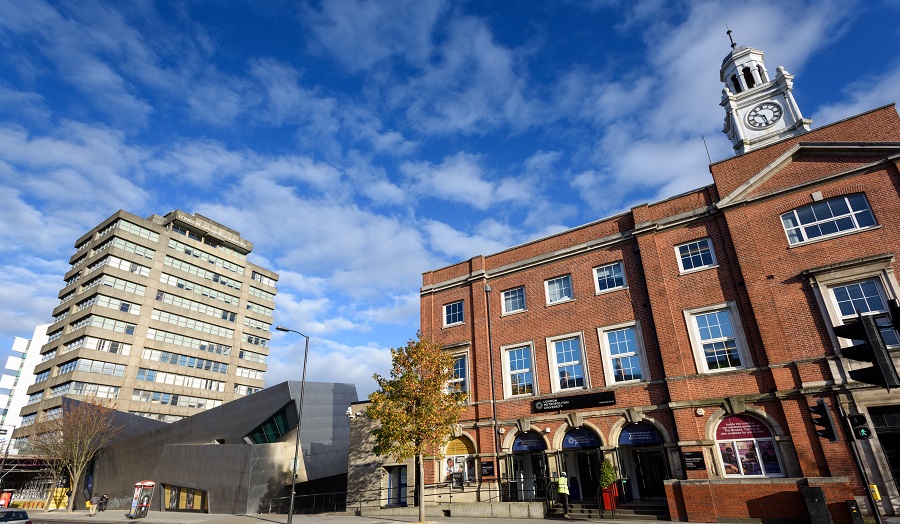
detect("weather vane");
top-left (726, 24), bottom-right (737, 49)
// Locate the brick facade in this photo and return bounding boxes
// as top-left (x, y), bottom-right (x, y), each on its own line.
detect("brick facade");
top-left (420, 104), bottom-right (900, 522)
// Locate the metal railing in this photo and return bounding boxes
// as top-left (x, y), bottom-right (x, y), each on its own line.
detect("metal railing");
top-left (265, 476), bottom-right (556, 515)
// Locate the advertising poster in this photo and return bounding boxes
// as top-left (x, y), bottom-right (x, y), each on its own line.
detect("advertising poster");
top-left (718, 443), bottom-right (740, 474)
top-left (735, 441), bottom-right (762, 475)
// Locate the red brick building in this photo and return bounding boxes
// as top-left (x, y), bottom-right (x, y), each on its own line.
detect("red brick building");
top-left (419, 42), bottom-right (900, 522)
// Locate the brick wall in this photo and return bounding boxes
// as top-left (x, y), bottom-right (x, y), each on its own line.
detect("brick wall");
top-left (417, 105), bottom-right (900, 521)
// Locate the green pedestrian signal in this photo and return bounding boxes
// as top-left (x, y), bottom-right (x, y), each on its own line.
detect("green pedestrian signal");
top-left (848, 413), bottom-right (874, 440)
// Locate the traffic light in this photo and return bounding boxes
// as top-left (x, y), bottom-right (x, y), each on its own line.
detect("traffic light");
top-left (808, 399), bottom-right (839, 442)
top-left (833, 313), bottom-right (900, 391)
top-left (848, 413), bottom-right (874, 440)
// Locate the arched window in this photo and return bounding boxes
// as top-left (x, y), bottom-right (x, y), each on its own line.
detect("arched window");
top-left (742, 67), bottom-right (756, 89)
top-left (715, 414), bottom-right (784, 477)
top-left (730, 74), bottom-right (742, 93)
top-left (445, 436), bottom-right (476, 485)
top-left (757, 65), bottom-right (768, 83)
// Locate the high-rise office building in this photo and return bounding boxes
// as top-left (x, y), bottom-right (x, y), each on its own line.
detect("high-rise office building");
top-left (0, 324), bottom-right (49, 453)
top-left (15, 210), bottom-right (278, 438)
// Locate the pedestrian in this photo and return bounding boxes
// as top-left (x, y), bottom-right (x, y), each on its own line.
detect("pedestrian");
top-left (89, 493), bottom-right (100, 516)
top-left (99, 494), bottom-right (109, 512)
top-left (557, 471), bottom-right (570, 519)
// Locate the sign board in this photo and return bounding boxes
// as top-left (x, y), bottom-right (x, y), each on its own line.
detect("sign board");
top-left (715, 415), bottom-right (772, 440)
top-left (481, 461), bottom-right (495, 477)
top-left (532, 391), bottom-right (616, 413)
top-left (619, 423), bottom-right (663, 445)
top-left (683, 451), bottom-right (706, 471)
top-left (512, 432), bottom-right (547, 452)
top-left (562, 428), bottom-right (602, 449)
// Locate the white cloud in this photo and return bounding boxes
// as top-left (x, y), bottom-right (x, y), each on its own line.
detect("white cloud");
top-left (812, 61), bottom-right (900, 126)
top-left (390, 15), bottom-right (532, 134)
top-left (424, 219), bottom-right (518, 261)
top-left (359, 293), bottom-right (420, 325)
top-left (0, 264), bottom-right (62, 337)
top-left (265, 337), bottom-right (392, 397)
top-left (401, 152), bottom-right (535, 211)
top-left (305, 0), bottom-right (447, 71)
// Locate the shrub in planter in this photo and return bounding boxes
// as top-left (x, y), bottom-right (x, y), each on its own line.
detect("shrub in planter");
top-left (598, 458), bottom-right (618, 512)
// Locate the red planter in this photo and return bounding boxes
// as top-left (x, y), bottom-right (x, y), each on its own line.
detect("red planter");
top-left (600, 483), bottom-right (619, 512)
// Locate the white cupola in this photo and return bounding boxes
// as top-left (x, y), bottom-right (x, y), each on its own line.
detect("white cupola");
top-left (720, 31), bottom-right (812, 155)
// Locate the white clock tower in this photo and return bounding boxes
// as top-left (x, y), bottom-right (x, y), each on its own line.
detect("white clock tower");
top-left (720, 33), bottom-right (811, 155)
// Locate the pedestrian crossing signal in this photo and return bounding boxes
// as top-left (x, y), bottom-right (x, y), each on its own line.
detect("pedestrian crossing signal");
top-left (848, 413), bottom-right (873, 440)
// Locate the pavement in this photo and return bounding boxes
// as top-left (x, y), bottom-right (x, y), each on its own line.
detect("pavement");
top-left (28, 510), bottom-right (900, 524)
top-left (27, 510), bottom-right (668, 524)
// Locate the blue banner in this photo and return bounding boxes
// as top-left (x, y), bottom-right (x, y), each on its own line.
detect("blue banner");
top-left (618, 423), bottom-right (662, 445)
top-left (562, 428), bottom-right (602, 449)
top-left (512, 432), bottom-right (547, 452)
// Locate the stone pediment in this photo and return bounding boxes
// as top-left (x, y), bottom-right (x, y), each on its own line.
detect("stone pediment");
top-left (716, 142), bottom-right (900, 209)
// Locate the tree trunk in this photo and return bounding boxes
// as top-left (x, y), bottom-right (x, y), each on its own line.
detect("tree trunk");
top-left (418, 451), bottom-right (425, 523)
top-left (67, 471), bottom-right (81, 512)
top-left (41, 475), bottom-right (59, 513)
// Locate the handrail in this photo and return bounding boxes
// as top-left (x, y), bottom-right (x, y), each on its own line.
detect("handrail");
top-left (267, 475), bottom-right (557, 514)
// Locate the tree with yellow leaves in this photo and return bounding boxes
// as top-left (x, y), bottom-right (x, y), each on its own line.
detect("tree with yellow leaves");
top-left (367, 334), bottom-right (467, 523)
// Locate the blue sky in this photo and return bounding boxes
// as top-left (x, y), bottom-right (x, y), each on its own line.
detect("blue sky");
top-left (1, 0), bottom-right (899, 397)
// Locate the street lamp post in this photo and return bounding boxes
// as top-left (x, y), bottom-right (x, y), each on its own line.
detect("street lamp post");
top-left (275, 326), bottom-right (309, 524)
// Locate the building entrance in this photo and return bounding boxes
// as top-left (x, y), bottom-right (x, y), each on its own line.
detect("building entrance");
top-left (385, 466), bottom-right (407, 506)
top-left (617, 423), bottom-right (667, 501)
top-left (508, 431), bottom-right (548, 501)
top-left (868, 405), bottom-right (900, 493)
top-left (559, 427), bottom-right (603, 501)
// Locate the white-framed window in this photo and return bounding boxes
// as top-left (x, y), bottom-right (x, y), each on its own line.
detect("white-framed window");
top-left (805, 257), bottom-right (900, 358)
top-left (599, 321), bottom-right (648, 384)
top-left (830, 279), bottom-right (899, 346)
top-left (501, 343), bottom-right (535, 397)
top-left (444, 300), bottom-right (464, 327)
top-left (545, 274), bottom-right (573, 305)
top-left (594, 261), bottom-right (626, 293)
top-left (781, 194), bottom-right (877, 245)
top-left (447, 352), bottom-right (468, 394)
top-left (547, 333), bottom-right (587, 392)
top-left (502, 286), bottom-right (526, 314)
top-left (715, 414), bottom-right (784, 478)
top-left (684, 301), bottom-right (751, 373)
top-left (676, 238), bottom-right (717, 273)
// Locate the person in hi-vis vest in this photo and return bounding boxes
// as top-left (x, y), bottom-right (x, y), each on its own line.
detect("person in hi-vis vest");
top-left (557, 471), bottom-right (570, 518)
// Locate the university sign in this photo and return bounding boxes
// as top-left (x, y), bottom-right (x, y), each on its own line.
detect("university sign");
top-left (532, 391), bottom-right (616, 413)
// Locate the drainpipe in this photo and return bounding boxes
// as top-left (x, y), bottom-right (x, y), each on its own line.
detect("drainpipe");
top-left (484, 282), bottom-right (500, 501)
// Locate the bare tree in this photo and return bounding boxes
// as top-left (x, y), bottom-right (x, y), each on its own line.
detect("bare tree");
top-left (29, 398), bottom-right (122, 512)
top-left (367, 335), bottom-right (467, 523)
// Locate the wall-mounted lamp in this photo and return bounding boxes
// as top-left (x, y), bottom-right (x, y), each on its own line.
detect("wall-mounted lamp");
top-left (544, 427), bottom-right (551, 433)
top-left (498, 428), bottom-right (505, 434)
top-left (695, 408), bottom-right (705, 416)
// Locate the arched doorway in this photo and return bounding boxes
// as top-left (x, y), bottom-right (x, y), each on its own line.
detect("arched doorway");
top-left (508, 431), bottom-right (548, 501)
top-left (444, 436), bottom-right (476, 487)
top-left (559, 427), bottom-right (603, 501)
top-left (617, 422), bottom-right (666, 501)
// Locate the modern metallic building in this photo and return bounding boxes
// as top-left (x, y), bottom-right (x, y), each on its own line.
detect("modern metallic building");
top-left (15, 210), bottom-right (279, 438)
top-left (92, 381), bottom-right (357, 515)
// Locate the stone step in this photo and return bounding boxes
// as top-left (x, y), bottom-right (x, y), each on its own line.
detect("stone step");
top-left (550, 501), bottom-right (670, 521)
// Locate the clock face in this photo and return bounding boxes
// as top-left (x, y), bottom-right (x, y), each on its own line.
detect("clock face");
top-left (746, 102), bottom-right (783, 129)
